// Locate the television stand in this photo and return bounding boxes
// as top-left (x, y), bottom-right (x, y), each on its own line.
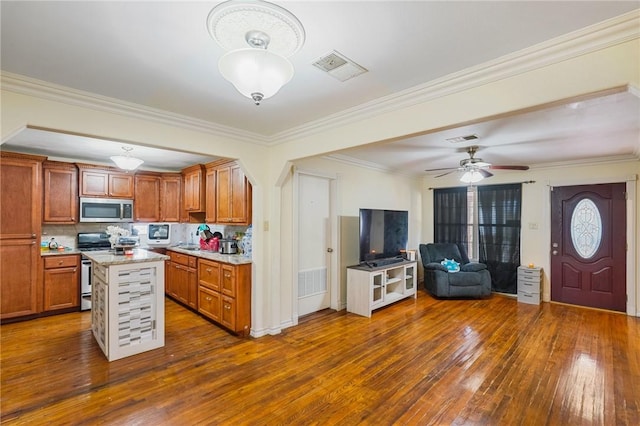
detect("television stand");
top-left (347, 260), bottom-right (417, 317)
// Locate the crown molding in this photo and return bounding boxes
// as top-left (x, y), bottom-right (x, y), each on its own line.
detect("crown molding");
top-left (272, 9), bottom-right (640, 144)
top-left (0, 71), bottom-right (271, 146)
top-left (1, 10), bottom-right (638, 147)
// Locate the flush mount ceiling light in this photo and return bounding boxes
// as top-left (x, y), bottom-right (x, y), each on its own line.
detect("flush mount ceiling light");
top-left (110, 147), bottom-right (144, 171)
top-left (207, 0), bottom-right (305, 105)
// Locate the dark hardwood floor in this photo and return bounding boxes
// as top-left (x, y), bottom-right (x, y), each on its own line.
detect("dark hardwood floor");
top-left (1, 291), bottom-right (639, 425)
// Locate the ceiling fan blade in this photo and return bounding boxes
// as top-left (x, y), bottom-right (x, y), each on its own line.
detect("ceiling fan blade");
top-left (434, 169), bottom-right (458, 178)
top-left (489, 165), bottom-right (529, 171)
top-left (478, 169), bottom-right (493, 178)
top-left (424, 166), bottom-right (457, 173)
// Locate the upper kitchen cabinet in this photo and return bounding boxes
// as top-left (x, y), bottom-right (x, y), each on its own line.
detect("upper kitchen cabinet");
top-left (182, 164), bottom-right (205, 214)
top-left (0, 152), bottom-right (44, 239)
top-left (134, 173), bottom-right (160, 222)
top-left (209, 160), bottom-right (252, 225)
top-left (77, 164), bottom-right (134, 198)
top-left (160, 174), bottom-right (182, 222)
top-left (1, 152), bottom-right (44, 321)
top-left (43, 161), bottom-right (78, 224)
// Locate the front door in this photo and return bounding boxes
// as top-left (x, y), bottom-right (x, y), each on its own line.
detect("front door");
top-left (550, 183), bottom-right (626, 312)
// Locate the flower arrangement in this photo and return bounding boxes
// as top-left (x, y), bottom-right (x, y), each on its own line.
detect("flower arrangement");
top-left (105, 225), bottom-right (130, 247)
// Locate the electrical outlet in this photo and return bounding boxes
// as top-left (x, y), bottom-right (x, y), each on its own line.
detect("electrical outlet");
top-left (528, 222), bottom-right (539, 230)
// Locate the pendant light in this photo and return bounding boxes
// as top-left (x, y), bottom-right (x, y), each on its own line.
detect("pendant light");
top-left (110, 147), bottom-right (144, 171)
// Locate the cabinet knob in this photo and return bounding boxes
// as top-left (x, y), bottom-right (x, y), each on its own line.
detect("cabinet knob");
top-left (206, 297), bottom-right (212, 301)
top-left (224, 305), bottom-right (231, 310)
top-left (58, 261), bottom-right (63, 265)
top-left (206, 268), bottom-right (212, 273)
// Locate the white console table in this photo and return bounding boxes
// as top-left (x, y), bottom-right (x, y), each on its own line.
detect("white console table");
top-left (347, 260), bottom-right (417, 317)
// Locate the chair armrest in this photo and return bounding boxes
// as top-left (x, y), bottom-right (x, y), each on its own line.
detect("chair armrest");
top-left (424, 262), bottom-right (448, 272)
top-left (461, 262), bottom-right (487, 272)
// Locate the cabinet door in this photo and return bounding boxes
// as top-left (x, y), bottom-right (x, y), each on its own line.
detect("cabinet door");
top-left (371, 272), bottom-right (384, 307)
top-left (80, 170), bottom-right (109, 197)
top-left (0, 155), bottom-right (42, 238)
top-left (182, 167), bottom-right (204, 212)
top-left (215, 166), bottom-right (232, 222)
top-left (199, 286), bottom-right (221, 322)
top-left (43, 164), bottom-right (78, 223)
top-left (220, 264), bottom-right (235, 297)
top-left (187, 267), bottom-right (197, 309)
top-left (220, 295), bottom-right (236, 331)
top-left (172, 263), bottom-right (189, 305)
top-left (160, 175), bottom-right (181, 222)
top-left (0, 240), bottom-right (41, 319)
top-left (109, 173), bottom-right (134, 198)
top-left (230, 164), bottom-right (251, 224)
top-left (134, 174), bottom-right (160, 222)
top-left (43, 266), bottom-right (79, 311)
top-left (204, 167), bottom-right (216, 223)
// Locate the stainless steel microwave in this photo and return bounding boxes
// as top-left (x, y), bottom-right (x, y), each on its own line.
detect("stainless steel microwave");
top-left (79, 197), bottom-right (134, 223)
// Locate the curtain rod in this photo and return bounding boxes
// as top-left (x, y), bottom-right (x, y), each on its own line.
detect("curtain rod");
top-left (428, 180), bottom-right (536, 190)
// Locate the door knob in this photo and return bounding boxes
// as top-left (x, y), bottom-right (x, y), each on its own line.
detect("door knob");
top-left (327, 248), bottom-right (333, 253)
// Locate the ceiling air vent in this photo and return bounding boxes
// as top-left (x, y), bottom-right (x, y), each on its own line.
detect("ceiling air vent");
top-left (446, 134), bottom-right (479, 143)
top-left (312, 50), bottom-right (367, 82)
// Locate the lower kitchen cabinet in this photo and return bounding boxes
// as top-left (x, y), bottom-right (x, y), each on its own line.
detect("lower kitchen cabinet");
top-left (0, 240), bottom-right (42, 321)
top-left (43, 255), bottom-right (79, 311)
top-left (197, 258), bottom-right (251, 336)
top-left (167, 251), bottom-right (197, 309)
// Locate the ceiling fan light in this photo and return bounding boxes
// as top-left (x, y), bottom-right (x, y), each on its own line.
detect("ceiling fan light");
top-left (219, 48), bottom-right (294, 105)
top-left (460, 170), bottom-right (483, 183)
top-left (110, 155), bottom-right (144, 171)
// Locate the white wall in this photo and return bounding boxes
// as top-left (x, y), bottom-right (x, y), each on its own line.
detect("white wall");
top-left (422, 159), bottom-right (640, 315)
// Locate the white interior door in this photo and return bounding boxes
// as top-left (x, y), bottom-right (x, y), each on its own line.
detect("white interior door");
top-left (297, 172), bottom-right (333, 317)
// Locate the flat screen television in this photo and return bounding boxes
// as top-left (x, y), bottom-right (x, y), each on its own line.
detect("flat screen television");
top-left (359, 209), bottom-right (408, 262)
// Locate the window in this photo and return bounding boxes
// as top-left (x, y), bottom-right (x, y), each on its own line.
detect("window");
top-left (434, 183), bottom-right (522, 294)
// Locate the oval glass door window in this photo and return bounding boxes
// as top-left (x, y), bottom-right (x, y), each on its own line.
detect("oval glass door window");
top-left (570, 198), bottom-right (602, 259)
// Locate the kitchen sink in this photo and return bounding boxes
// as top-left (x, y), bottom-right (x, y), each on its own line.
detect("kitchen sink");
top-left (176, 244), bottom-right (200, 251)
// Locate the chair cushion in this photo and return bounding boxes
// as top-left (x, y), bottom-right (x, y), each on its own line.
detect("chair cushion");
top-left (448, 271), bottom-right (483, 287)
top-left (460, 262), bottom-right (487, 272)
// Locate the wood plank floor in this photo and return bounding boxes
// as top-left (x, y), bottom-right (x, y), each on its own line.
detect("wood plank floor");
top-left (1, 291), bottom-right (639, 425)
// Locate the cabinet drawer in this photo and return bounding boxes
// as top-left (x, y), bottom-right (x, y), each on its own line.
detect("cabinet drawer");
top-left (198, 286), bottom-right (220, 322)
top-left (517, 267), bottom-right (541, 278)
top-left (198, 259), bottom-right (220, 291)
top-left (518, 279), bottom-right (540, 292)
top-left (517, 290), bottom-right (541, 305)
top-left (44, 255), bottom-right (79, 269)
top-left (169, 251), bottom-right (196, 268)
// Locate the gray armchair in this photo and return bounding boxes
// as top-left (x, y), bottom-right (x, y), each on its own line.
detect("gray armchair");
top-left (419, 243), bottom-right (491, 298)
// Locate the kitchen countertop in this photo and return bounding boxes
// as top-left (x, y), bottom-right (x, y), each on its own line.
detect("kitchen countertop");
top-left (167, 247), bottom-right (252, 265)
top-left (81, 248), bottom-right (169, 266)
top-left (41, 248), bottom-right (83, 256)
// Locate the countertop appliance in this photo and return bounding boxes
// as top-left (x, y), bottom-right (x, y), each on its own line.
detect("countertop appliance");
top-left (219, 239), bottom-right (238, 254)
top-left (80, 197), bottom-right (133, 223)
top-left (77, 232), bottom-right (113, 311)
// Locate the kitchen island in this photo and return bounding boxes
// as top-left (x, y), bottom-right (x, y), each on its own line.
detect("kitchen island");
top-left (82, 249), bottom-right (169, 361)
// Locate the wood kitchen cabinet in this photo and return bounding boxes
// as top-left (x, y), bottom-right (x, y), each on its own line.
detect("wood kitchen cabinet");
top-left (134, 173), bottom-right (160, 222)
top-left (77, 164), bottom-right (134, 198)
top-left (197, 258), bottom-right (251, 335)
top-left (43, 255), bottom-right (80, 311)
top-left (207, 160), bottom-right (252, 225)
top-left (0, 152), bottom-right (44, 321)
top-left (160, 174), bottom-right (181, 222)
top-left (43, 161), bottom-right (78, 224)
top-left (182, 164), bottom-right (205, 213)
top-left (167, 251), bottom-right (197, 309)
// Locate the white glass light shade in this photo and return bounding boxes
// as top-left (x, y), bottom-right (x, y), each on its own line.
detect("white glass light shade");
top-left (219, 48), bottom-right (294, 103)
top-left (460, 170), bottom-right (483, 183)
top-left (110, 155), bottom-right (144, 171)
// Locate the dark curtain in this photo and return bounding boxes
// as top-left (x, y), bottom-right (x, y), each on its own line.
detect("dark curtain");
top-left (477, 184), bottom-right (522, 294)
top-left (433, 187), bottom-right (467, 246)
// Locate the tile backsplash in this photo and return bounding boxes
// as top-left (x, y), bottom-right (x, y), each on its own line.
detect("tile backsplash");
top-left (42, 222), bottom-right (250, 249)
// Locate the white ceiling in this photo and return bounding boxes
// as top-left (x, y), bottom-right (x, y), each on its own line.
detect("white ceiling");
top-left (1, 1), bottom-right (639, 174)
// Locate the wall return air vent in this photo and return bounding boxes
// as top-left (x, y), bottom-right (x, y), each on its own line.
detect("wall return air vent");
top-left (312, 50), bottom-right (367, 82)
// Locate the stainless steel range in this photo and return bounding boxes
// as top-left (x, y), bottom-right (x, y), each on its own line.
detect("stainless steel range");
top-left (77, 232), bottom-right (112, 311)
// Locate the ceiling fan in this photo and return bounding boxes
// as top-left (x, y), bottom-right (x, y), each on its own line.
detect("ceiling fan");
top-left (425, 146), bottom-right (529, 183)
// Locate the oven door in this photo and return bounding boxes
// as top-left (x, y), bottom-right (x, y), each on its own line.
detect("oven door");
top-left (81, 259), bottom-right (92, 311)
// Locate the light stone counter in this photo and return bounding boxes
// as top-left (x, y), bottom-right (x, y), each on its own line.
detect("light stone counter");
top-left (167, 247), bottom-right (252, 265)
top-left (82, 248), bottom-right (169, 266)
